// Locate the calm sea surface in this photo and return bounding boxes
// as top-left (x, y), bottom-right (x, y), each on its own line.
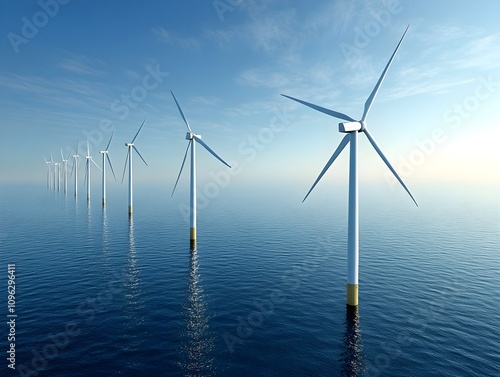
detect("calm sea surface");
top-left (0, 182), bottom-right (499, 376)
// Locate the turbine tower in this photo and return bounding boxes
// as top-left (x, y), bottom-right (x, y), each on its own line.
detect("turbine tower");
top-left (71, 142), bottom-right (80, 197)
top-left (54, 162), bottom-right (60, 192)
top-left (122, 119), bottom-right (148, 216)
top-left (61, 148), bottom-right (71, 194)
top-left (170, 91), bottom-right (231, 250)
top-left (281, 25), bottom-right (417, 307)
top-left (99, 131), bottom-right (116, 206)
top-left (84, 141), bottom-right (101, 202)
top-left (43, 156), bottom-right (52, 189)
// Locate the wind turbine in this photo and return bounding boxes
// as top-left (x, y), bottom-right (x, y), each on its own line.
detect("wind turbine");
top-left (60, 148), bottom-right (71, 194)
top-left (170, 91), bottom-right (231, 250)
top-left (99, 131), bottom-right (116, 206)
top-left (281, 25), bottom-right (417, 307)
top-left (54, 162), bottom-right (60, 192)
top-left (84, 140), bottom-right (101, 202)
top-left (43, 156), bottom-right (52, 189)
top-left (122, 119), bottom-right (148, 216)
top-left (50, 155), bottom-right (56, 190)
top-left (70, 142), bottom-right (79, 197)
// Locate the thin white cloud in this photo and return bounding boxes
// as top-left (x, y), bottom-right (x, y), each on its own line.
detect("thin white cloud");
top-left (59, 56), bottom-right (105, 75)
top-left (153, 27), bottom-right (200, 50)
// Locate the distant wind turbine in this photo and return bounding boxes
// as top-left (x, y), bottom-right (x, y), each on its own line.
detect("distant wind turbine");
top-left (170, 91), bottom-right (231, 250)
top-left (70, 142), bottom-right (80, 197)
top-left (43, 156), bottom-right (52, 189)
top-left (54, 162), bottom-right (60, 192)
top-left (50, 155), bottom-right (56, 190)
top-left (281, 25), bottom-right (417, 307)
top-left (122, 119), bottom-right (148, 216)
top-left (99, 131), bottom-right (116, 206)
top-left (60, 148), bottom-right (71, 194)
top-left (84, 140), bottom-right (101, 202)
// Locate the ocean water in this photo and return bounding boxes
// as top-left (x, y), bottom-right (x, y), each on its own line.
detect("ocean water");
top-left (0, 182), bottom-right (499, 377)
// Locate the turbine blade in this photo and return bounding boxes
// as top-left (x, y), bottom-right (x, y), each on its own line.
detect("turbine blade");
top-left (60, 147), bottom-right (64, 161)
top-left (69, 159), bottom-right (75, 179)
top-left (43, 155), bottom-right (48, 163)
top-left (132, 145), bottom-right (148, 166)
top-left (171, 140), bottom-right (191, 197)
top-left (171, 91), bottom-right (192, 132)
top-left (281, 94), bottom-right (355, 122)
top-left (75, 141), bottom-right (79, 156)
top-left (105, 130), bottom-right (114, 151)
top-left (84, 161), bottom-right (88, 186)
top-left (363, 128), bottom-right (418, 206)
top-left (91, 158), bottom-right (102, 171)
top-left (121, 148), bottom-right (130, 184)
top-left (303, 134), bottom-right (350, 202)
top-left (362, 25), bottom-right (409, 122)
top-left (106, 154), bottom-right (116, 180)
top-left (87, 140), bottom-right (90, 156)
top-left (193, 135), bottom-right (231, 168)
top-left (132, 118), bottom-right (147, 143)
top-left (50, 154), bottom-right (54, 163)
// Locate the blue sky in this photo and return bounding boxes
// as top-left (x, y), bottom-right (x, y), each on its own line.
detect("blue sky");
top-left (1, 0), bottom-right (499, 195)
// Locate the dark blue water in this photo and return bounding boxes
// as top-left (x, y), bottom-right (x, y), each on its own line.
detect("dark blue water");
top-left (1, 183), bottom-right (499, 376)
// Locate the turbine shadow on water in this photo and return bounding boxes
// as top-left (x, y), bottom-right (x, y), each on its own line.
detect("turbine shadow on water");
top-left (339, 306), bottom-right (366, 377)
top-left (179, 250), bottom-right (215, 376)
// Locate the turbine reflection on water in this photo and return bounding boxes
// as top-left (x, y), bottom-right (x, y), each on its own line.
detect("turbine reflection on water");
top-left (180, 250), bottom-right (215, 376)
top-left (340, 306), bottom-right (366, 377)
top-left (122, 217), bottom-right (146, 369)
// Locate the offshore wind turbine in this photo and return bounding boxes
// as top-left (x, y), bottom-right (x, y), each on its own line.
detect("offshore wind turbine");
top-left (54, 162), bottom-right (60, 192)
top-left (170, 91), bottom-right (231, 250)
top-left (99, 131), bottom-right (116, 206)
top-left (281, 25), bottom-right (417, 307)
top-left (84, 140), bottom-right (101, 202)
top-left (43, 156), bottom-right (52, 189)
top-left (61, 148), bottom-right (71, 194)
top-left (122, 119), bottom-right (148, 216)
top-left (70, 142), bottom-right (80, 197)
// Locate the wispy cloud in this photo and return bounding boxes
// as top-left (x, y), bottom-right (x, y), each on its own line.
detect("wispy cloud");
top-left (59, 55), bottom-right (105, 75)
top-left (153, 27), bottom-right (200, 50)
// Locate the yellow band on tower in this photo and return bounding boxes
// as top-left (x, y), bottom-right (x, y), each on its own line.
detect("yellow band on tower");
top-left (347, 283), bottom-right (358, 306)
top-left (128, 205), bottom-right (132, 215)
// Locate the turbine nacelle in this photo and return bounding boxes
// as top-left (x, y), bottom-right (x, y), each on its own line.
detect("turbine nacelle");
top-left (125, 143), bottom-right (133, 147)
top-left (99, 150), bottom-right (107, 154)
top-left (339, 121), bottom-right (363, 133)
top-left (186, 132), bottom-right (201, 140)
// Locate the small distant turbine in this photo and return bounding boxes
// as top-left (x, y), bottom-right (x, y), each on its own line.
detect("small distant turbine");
top-left (84, 140), bottom-right (101, 202)
top-left (43, 156), bottom-right (52, 189)
top-left (281, 25), bottom-right (417, 307)
top-left (50, 155), bottom-right (56, 190)
top-left (122, 119), bottom-right (148, 216)
top-left (70, 142), bottom-right (80, 197)
top-left (99, 131), bottom-right (116, 206)
top-left (170, 91), bottom-right (231, 250)
top-left (54, 162), bottom-right (60, 192)
top-left (60, 148), bottom-right (71, 194)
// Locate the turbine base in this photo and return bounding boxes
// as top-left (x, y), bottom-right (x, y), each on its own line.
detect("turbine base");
top-left (190, 228), bottom-right (196, 251)
top-left (347, 283), bottom-right (358, 306)
top-left (128, 205), bottom-right (133, 216)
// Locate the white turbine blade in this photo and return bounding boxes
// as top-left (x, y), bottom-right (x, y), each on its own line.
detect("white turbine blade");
top-left (362, 25), bottom-right (409, 122)
top-left (87, 140), bottom-right (90, 156)
top-left (91, 158), bottom-right (102, 171)
top-left (43, 155), bottom-right (48, 163)
top-left (60, 147), bottom-right (64, 161)
top-left (132, 118), bottom-right (147, 143)
top-left (106, 154), bottom-right (116, 180)
top-left (281, 94), bottom-right (355, 122)
top-left (303, 134), bottom-right (350, 203)
top-left (363, 128), bottom-right (418, 206)
top-left (132, 145), bottom-right (148, 166)
top-left (75, 141), bottom-right (79, 156)
top-left (171, 91), bottom-right (192, 132)
top-left (69, 159), bottom-right (75, 179)
top-left (105, 130), bottom-right (114, 151)
top-left (193, 135), bottom-right (231, 168)
top-left (121, 148), bottom-right (130, 184)
top-left (50, 154), bottom-right (54, 163)
top-left (84, 161), bottom-right (88, 185)
top-left (171, 140), bottom-right (191, 197)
